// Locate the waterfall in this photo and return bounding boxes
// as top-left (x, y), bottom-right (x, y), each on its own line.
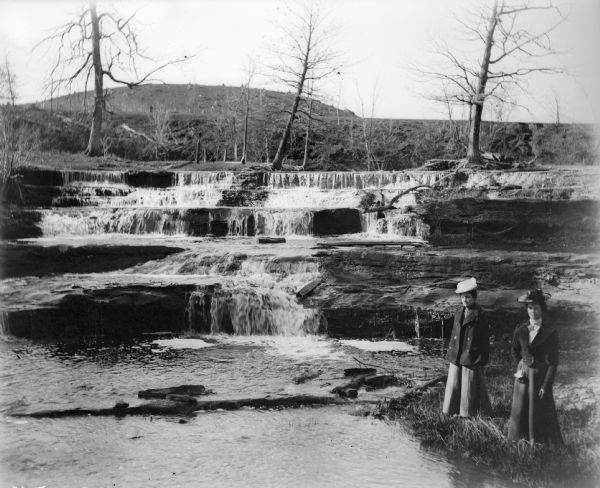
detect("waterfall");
top-left (186, 287), bottom-right (322, 336)
top-left (60, 170), bottom-right (126, 185)
top-left (255, 210), bottom-right (313, 236)
top-left (176, 171), bottom-right (236, 187)
top-left (40, 209), bottom-right (190, 236)
top-left (362, 212), bottom-right (429, 238)
top-left (33, 170), bottom-right (441, 239)
top-left (227, 209), bottom-right (314, 236)
top-left (110, 187), bottom-right (222, 207)
top-left (265, 171), bottom-right (444, 190)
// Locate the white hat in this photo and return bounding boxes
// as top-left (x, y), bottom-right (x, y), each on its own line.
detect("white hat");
top-left (456, 277), bottom-right (477, 294)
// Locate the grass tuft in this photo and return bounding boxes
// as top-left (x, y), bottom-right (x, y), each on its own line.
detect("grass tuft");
top-left (381, 341), bottom-right (600, 487)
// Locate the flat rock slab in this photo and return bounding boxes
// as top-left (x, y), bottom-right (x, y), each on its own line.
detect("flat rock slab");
top-left (16, 399), bottom-right (198, 418)
top-left (138, 385), bottom-right (208, 399)
top-left (0, 243), bottom-right (185, 278)
top-left (14, 395), bottom-right (347, 419)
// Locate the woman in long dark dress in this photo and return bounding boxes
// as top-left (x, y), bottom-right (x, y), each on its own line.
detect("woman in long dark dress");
top-left (442, 277), bottom-right (492, 417)
top-left (507, 289), bottom-right (563, 446)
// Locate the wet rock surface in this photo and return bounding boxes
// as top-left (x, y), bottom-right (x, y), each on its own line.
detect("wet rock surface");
top-left (3, 284), bottom-right (197, 339)
top-left (419, 198), bottom-right (599, 251)
top-left (1, 167), bottom-right (599, 343)
top-left (0, 243), bottom-right (185, 278)
top-left (138, 385), bottom-right (209, 399)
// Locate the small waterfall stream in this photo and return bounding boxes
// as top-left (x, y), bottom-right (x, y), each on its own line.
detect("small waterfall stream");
top-left (186, 287), bottom-right (323, 336)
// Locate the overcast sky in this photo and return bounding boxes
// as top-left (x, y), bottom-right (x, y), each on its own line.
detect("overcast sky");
top-left (1, 0), bottom-right (599, 123)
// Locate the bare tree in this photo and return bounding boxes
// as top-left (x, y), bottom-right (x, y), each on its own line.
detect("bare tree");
top-left (356, 81), bottom-right (380, 170)
top-left (270, 3), bottom-right (338, 170)
top-left (0, 61), bottom-right (37, 188)
top-left (148, 104), bottom-right (172, 160)
top-left (42, 1), bottom-right (189, 157)
top-left (420, 0), bottom-right (567, 165)
top-left (301, 77), bottom-right (315, 170)
top-left (240, 60), bottom-right (257, 165)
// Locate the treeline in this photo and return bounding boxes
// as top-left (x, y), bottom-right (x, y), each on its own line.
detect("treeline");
top-left (25, 84), bottom-right (599, 169)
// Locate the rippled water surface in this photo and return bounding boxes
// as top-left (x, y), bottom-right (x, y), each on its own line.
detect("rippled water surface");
top-left (0, 336), bottom-right (517, 488)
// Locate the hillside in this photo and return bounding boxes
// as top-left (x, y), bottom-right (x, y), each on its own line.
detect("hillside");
top-left (34, 84), bottom-right (356, 120)
top-left (16, 83), bottom-right (599, 169)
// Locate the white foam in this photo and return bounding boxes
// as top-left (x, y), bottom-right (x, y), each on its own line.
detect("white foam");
top-left (152, 338), bottom-right (215, 349)
top-left (213, 335), bottom-right (348, 362)
top-left (339, 340), bottom-right (416, 352)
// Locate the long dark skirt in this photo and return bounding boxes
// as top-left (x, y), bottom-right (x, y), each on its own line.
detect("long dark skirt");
top-left (442, 363), bottom-right (492, 417)
top-left (507, 363), bottom-right (563, 445)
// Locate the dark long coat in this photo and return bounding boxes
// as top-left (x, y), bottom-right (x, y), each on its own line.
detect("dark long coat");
top-left (446, 304), bottom-right (490, 367)
top-left (507, 322), bottom-right (563, 445)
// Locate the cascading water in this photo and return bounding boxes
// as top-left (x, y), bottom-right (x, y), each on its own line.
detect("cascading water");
top-left (361, 212), bottom-right (429, 238)
top-left (39, 208), bottom-right (190, 236)
top-left (109, 186), bottom-right (223, 208)
top-left (123, 250), bottom-right (320, 278)
top-left (186, 287), bottom-right (323, 336)
top-left (176, 171), bottom-right (236, 187)
top-left (227, 209), bottom-right (314, 236)
top-left (266, 171), bottom-right (446, 190)
top-left (42, 169), bottom-right (434, 238)
top-left (60, 170), bottom-right (126, 185)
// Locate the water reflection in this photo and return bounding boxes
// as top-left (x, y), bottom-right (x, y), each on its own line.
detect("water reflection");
top-left (1, 336), bottom-right (518, 488)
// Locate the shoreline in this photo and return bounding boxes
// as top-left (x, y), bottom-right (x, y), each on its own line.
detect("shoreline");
top-left (378, 338), bottom-right (600, 488)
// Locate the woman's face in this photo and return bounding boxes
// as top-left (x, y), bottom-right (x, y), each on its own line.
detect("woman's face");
top-left (527, 303), bottom-right (543, 321)
top-left (460, 293), bottom-right (476, 307)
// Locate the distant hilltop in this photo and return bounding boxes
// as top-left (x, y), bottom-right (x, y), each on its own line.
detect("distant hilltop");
top-left (33, 83), bottom-right (357, 120)
top-left (16, 83), bottom-right (597, 169)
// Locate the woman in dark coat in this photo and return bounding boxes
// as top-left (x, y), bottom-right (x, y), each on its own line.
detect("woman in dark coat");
top-left (442, 277), bottom-right (492, 417)
top-left (507, 289), bottom-right (563, 446)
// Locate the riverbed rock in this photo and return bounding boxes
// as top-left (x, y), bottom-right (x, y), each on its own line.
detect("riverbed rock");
top-left (419, 198), bottom-right (599, 251)
top-left (0, 242), bottom-right (185, 278)
top-left (313, 209), bottom-right (362, 235)
top-left (138, 385), bottom-right (208, 399)
top-left (0, 208), bottom-right (42, 240)
top-left (344, 368), bottom-right (377, 377)
top-left (292, 369), bottom-right (322, 384)
top-left (364, 374), bottom-right (396, 389)
top-left (165, 394), bottom-right (198, 404)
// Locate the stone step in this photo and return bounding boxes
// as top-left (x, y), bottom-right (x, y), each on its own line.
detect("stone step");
top-left (1, 207), bottom-right (364, 238)
top-left (1, 247), bottom-right (596, 339)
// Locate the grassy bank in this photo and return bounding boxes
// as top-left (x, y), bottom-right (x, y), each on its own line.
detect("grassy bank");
top-left (380, 341), bottom-right (600, 487)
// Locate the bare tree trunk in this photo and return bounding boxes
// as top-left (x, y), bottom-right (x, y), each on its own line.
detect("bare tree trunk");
top-left (241, 86), bottom-right (250, 164)
top-left (466, 0), bottom-right (498, 166)
top-left (302, 95), bottom-right (314, 170)
top-left (85, 2), bottom-right (103, 157)
top-left (362, 117), bottom-right (373, 171)
top-left (195, 137), bottom-right (200, 164)
top-left (272, 33), bottom-right (311, 170)
top-left (223, 147), bottom-right (227, 162)
top-left (272, 86), bottom-right (305, 170)
top-left (264, 134), bottom-right (270, 163)
top-left (203, 147), bottom-right (207, 164)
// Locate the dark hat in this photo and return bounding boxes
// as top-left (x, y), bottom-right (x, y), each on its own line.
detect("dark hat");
top-left (517, 289), bottom-right (551, 304)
